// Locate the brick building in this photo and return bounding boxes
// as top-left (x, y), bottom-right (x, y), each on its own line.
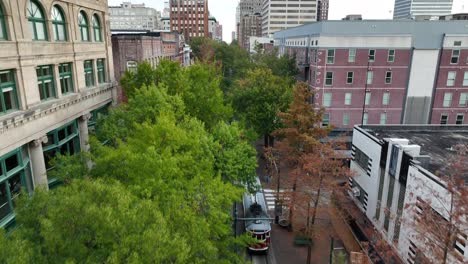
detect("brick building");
top-left (274, 20), bottom-right (468, 129)
top-left (111, 31), bottom-right (181, 100)
top-left (317, 0), bottom-right (329, 21)
top-left (238, 0), bottom-right (262, 50)
top-left (169, 0), bottom-right (209, 40)
top-left (0, 0), bottom-right (116, 228)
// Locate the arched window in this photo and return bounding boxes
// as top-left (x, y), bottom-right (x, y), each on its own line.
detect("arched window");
top-left (78, 11), bottom-right (89, 41)
top-left (92, 14), bottom-right (102, 42)
top-left (27, 0), bottom-right (47, 40)
top-left (51, 5), bottom-right (66, 41)
top-left (0, 4), bottom-right (7, 40)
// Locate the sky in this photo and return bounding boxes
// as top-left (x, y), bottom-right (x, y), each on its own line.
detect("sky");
top-left (109, 0), bottom-right (468, 43)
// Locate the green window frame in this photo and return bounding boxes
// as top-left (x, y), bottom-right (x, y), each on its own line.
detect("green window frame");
top-left (27, 0), bottom-right (47, 41)
top-left (92, 14), bottom-right (102, 42)
top-left (78, 11), bottom-right (89, 42)
top-left (43, 120), bottom-right (80, 171)
top-left (84, 60), bottom-right (94, 87)
top-left (51, 5), bottom-right (67, 41)
top-left (88, 102), bottom-right (111, 129)
top-left (0, 148), bottom-right (31, 228)
top-left (36, 65), bottom-right (56, 100)
top-left (0, 4), bottom-right (7, 40)
top-left (97, 59), bottom-right (105, 84)
top-left (0, 70), bottom-right (19, 114)
top-left (59, 63), bottom-right (73, 94)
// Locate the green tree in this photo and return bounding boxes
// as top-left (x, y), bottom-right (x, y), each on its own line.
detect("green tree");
top-left (120, 61), bottom-right (156, 98)
top-left (252, 46), bottom-right (299, 82)
top-left (212, 121), bottom-right (257, 188)
top-left (1, 179), bottom-right (188, 263)
top-left (231, 68), bottom-right (293, 146)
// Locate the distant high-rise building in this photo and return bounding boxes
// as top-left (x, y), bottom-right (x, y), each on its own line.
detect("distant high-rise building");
top-left (170, 0), bottom-right (209, 40)
top-left (262, 0), bottom-right (319, 37)
top-left (109, 2), bottom-right (162, 31)
top-left (318, 0), bottom-right (329, 21)
top-left (208, 17), bottom-right (223, 41)
top-left (238, 0), bottom-right (263, 50)
top-left (232, 31), bottom-right (236, 42)
top-left (393, 0), bottom-right (454, 19)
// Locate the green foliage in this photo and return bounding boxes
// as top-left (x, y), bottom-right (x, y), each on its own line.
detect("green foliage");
top-left (252, 47), bottom-right (299, 82)
top-left (182, 64), bottom-right (233, 128)
top-left (231, 68), bottom-right (293, 139)
top-left (3, 180), bottom-right (188, 263)
top-left (212, 122), bottom-right (257, 188)
top-left (120, 62), bottom-right (156, 98)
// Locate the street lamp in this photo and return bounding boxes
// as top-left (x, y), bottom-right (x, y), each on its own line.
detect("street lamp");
top-left (361, 55), bottom-right (372, 125)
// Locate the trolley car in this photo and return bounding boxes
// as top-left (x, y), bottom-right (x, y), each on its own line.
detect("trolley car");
top-left (242, 189), bottom-right (272, 252)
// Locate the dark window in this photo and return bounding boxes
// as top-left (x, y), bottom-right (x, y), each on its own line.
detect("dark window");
top-left (354, 147), bottom-right (370, 172)
top-left (59, 63), bottom-right (73, 94)
top-left (389, 145), bottom-right (399, 177)
top-left (36, 65), bottom-right (56, 100)
top-left (0, 4), bottom-right (7, 40)
top-left (347, 72), bottom-right (354, 84)
top-left (0, 70), bottom-right (19, 114)
top-left (84, 60), bottom-right (94, 87)
top-left (399, 152), bottom-right (411, 185)
top-left (380, 141), bottom-right (389, 168)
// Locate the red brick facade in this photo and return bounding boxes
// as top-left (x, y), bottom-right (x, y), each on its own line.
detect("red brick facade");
top-left (431, 49), bottom-right (468, 125)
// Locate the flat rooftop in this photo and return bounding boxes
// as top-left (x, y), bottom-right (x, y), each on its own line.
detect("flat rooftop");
top-left (273, 20), bottom-right (468, 49)
top-left (360, 125), bottom-right (468, 174)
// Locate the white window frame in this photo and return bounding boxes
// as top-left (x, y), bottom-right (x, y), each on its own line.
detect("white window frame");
top-left (443, 92), bottom-right (453, 107)
top-left (382, 92), bottom-right (390, 105)
top-left (451, 49), bottom-right (460, 64)
top-left (327, 49), bottom-right (335, 64)
top-left (440, 114), bottom-right (448, 125)
top-left (368, 49), bottom-right (375, 62)
top-left (447, 71), bottom-right (456, 86)
top-left (348, 49), bottom-right (356, 62)
top-left (325, 72), bottom-right (333, 86)
top-left (463, 72), bottom-right (468, 86)
top-left (385, 71), bottom-right (392, 84)
top-left (323, 92), bottom-right (332, 107)
top-left (344, 93), bottom-right (352, 105)
top-left (459, 93), bottom-right (468, 106)
top-left (387, 49), bottom-right (395, 62)
top-left (365, 92), bottom-right (371, 105)
top-left (456, 114), bottom-right (464, 125)
top-left (380, 113), bottom-right (387, 125)
top-left (366, 71), bottom-right (373, 85)
top-left (343, 113), bottom-right (350, 126)
top-left (347, 72), bottom-right (354, 84)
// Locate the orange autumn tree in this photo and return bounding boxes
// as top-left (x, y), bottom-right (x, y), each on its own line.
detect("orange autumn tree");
top-left (267, 82), bottom-right (351, 264)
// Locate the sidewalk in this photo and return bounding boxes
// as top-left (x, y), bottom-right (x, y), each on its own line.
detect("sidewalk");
top-left (256, 141), bottom-right (337, 264)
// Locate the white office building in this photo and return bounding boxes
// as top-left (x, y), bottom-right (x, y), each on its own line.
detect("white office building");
top-left (394, 0), bottom-right (454, 19)
top-left (261, 0), bottom-right (318, 37)
top-left (109, 2), bottom-right (162, 31)
top-left (350, 125), bottom-right (467, 264)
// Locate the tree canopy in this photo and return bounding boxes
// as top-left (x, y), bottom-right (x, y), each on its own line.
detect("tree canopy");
top-left (1, 60), bottom-right (257, 263)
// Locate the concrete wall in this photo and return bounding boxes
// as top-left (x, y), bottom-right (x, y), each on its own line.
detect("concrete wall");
top-left (0, 0), bottom-right (116, 174)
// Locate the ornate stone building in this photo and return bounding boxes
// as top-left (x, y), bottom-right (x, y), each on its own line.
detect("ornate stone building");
top-left (0, 0), bottom-right (116, 228)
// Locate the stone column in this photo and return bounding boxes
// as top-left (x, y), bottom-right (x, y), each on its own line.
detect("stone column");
top-left (29, 136), bottom-right (49, 190)
top-left (78, 113), bottom-right (92, 152)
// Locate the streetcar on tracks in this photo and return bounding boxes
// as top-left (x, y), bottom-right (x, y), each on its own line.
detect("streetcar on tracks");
top-left (242, 187), bottom-right (272, 252)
